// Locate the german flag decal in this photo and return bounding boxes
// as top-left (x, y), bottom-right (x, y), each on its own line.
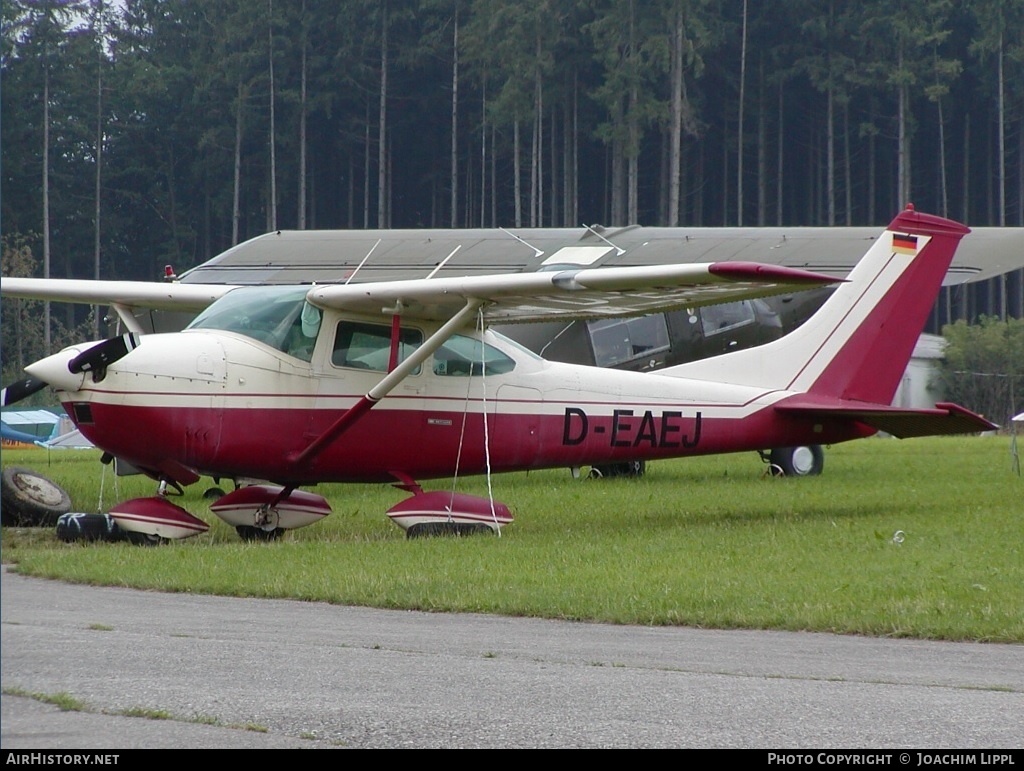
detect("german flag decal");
top-left (892, 233), bottom-right (918, 255)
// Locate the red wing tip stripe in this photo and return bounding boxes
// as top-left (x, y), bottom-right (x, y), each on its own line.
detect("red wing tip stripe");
top-left (708, 262), bottom-right (840, 285)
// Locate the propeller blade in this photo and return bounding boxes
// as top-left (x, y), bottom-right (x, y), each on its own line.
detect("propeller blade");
top-left (0, 375), bottom-right (49, 407)
top-left (68, 332), bottom-right (141, 374)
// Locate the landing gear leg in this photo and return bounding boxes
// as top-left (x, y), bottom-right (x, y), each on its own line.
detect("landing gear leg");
top-left (236, 504), bottom-right (283, 541)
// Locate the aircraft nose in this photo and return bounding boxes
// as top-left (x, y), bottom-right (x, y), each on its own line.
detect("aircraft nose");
top-left (24, 348), bottom-right (88, 393)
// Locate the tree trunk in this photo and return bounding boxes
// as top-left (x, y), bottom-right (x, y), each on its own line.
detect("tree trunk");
top-left (514, 118), bottom-right (522, 228)
top-left (668, 7), bottom-right (683, 227)
top-left (961, 112), bottom-right (969, 222)
top-left (93, 5), bottom-right (103, 338)
top-left (364, 103), bottom-right (371, 228)
top-left (897, 46), bottom-right (910, 208)
top-left (43, 66), bottom-right (51, 351)
top-left (479, 81), bottom-right (486, 226)
top-left (937, 98), bottom-right (948, 218)
top-left (736, 0), bottom-right (747, 225)
top-left (450, 10), bottom-right (458, 227)
top-left (997, 33), bottom-right (1005, 226)
top-left (776, 81), bottom-right (783, 225)
top-left (532, 43), bottom-right (543, 227)
top-left (378, 2), bottom-right (388, 228)
top-left (298, 0), bottom-right (307, 229)
top-left (826, 86), bottom-right (834, 225)
top-left (490, 123), bottom-right (497, 227)
top-left (268, 0), bottom-right (277, 231)
top-left (232, 80), bottom-right (244, 245)
top-left (627, 1), bottom-right (638, 225)
top-left (843, 101), bottom-right (851, 225)
top-left (756, 59), bottom-right (766, 226)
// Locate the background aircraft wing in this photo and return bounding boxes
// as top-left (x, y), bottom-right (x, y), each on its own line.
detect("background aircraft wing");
top-left (307, 261), bottom-right (838, 324)
top-left (1, 278), bottom-right (239, 314)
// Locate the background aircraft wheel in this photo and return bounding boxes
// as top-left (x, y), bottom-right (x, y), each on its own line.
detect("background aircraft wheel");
top-left (769, 445), bottom-right (824, 477)
top-left (1, 466), bottom-right (72, 526)
top-left (588, 460), bottom-right (646, 479)
top-left (125, 531), bottom-right (166, 546)
top-left (55, 512), bottom-right (123, 543)
top-left (236, 525), bottom-right (283, 542)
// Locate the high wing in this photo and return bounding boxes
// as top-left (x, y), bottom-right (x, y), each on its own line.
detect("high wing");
top-left (0, 278), bottom-right (238, 311)
top-left (1, 278), bottom-right (241, 333)
top-left (306, 261), bottom-right (837, 324)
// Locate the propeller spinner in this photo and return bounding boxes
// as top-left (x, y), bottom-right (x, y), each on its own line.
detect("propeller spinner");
top-left (2, 333), bottom-right (141, 405)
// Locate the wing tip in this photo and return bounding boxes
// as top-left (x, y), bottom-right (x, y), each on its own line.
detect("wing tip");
top-left (708, 262), bottom-right (840, 285)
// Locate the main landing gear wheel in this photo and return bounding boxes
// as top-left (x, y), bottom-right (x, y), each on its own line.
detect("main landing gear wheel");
top-left (768, 445), bottom-right (824, 477)
top-left (236, 525), bottom-right (283, 542)
top-left (1, 466), bottom-right (72, 526)
top-left (406, 522), bottom-right (495, 538)
top-left (588, 460), bottom-right (646, 479)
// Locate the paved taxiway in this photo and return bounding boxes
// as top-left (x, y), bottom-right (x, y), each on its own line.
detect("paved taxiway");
top-left (2, 567), bottom-right (1021, 749)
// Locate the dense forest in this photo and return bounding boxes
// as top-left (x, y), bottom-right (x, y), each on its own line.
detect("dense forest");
top-left (2, 0), bottom-right (1023, 360)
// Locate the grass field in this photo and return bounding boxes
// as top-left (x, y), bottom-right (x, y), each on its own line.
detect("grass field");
top-left (2, 435), bottom-right (1021, 643)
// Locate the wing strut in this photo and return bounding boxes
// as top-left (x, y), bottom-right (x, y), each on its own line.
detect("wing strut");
top-left (288, 298), bottom-right (485, 468)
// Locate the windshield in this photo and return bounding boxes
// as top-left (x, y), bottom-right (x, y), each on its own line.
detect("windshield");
top-left (187, 286), bottom-right (322, 360)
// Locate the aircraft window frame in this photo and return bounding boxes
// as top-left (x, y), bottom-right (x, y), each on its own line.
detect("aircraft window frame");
top-left (700, 300), bottom-right (756, 337)
top-left (433, 334), bottom-right (516, 377)
top-left (331, 320), bottom-right (423, 373)
top-left (587, 315), bottom-right (670, 368)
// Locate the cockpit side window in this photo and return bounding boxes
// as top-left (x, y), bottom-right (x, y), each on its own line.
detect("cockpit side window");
top-left (332, 321), bottom-right (423, 373)
top-left (433, 335), bottom-right (515, 376)
top-left (187, 286), bottom-right (321, 361)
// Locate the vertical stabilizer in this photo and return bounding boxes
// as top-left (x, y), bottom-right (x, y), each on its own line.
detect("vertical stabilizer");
top-left (663, 206), bottom-right (971, 404)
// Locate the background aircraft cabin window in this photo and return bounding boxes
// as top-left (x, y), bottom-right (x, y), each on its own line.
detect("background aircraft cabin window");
top-left (332, 321), bottom-right (422, 373)
top-left (433, 335), bottom-right (515, 376)
top-left (700, 300), bottom-right (756, 337)
top-left (587, 315), bottom-right (670, 368)
top-left (187, 285), bottom-right (320, 358)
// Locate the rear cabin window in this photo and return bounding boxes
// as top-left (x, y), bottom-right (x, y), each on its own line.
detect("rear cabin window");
top-left (433, 335), bottom-right (515, 376)
top-left (332, 321), bottom-right (423, 373)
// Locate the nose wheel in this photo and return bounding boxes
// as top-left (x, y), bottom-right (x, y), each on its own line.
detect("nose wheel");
top-left (235, 525), bottom-right (283, 541)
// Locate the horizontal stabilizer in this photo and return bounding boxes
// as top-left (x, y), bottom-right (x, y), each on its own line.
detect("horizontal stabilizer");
top-left (775, 398), bottom-right (997, 438)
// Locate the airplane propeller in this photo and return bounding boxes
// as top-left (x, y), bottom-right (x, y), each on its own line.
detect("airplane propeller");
top-left (1, 332), bottom-right (141, 406)
top-left (0, 375), bottom-right (49, 407)
top-left (67, 332), bottom-right (140, 375)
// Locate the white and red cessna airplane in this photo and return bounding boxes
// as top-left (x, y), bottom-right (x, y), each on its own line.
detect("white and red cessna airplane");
top-left (0, 206), bottom-right (996, 542)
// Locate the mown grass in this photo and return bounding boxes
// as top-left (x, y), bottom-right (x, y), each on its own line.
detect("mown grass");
top-left (2, 436), bottom-right (1021, 642)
